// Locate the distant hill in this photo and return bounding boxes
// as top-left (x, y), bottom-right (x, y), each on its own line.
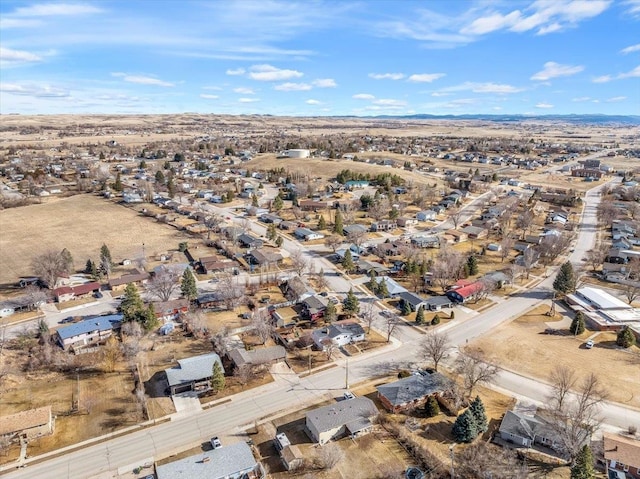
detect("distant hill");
top-left (373, 114), bottom-right (640, 125)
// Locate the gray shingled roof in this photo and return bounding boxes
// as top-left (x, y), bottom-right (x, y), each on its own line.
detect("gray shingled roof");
top-left (156, 441), bottom-right (257, 479)
top-left (306, 397), bottom-right (378, 434)
top-left (56, 314), bottom-right (122, 340)
top-left (376, 372), bottom-right (452, 407)
top-left (165, 353), bottom-right (224, 387)
top-left (228, 346), bottom-right (286, 367)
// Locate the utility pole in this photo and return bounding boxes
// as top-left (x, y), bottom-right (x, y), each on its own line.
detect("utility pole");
top-left (345, 357), bottom-right (349, 389)
top-left (449, 444), bottom-right (455, 479)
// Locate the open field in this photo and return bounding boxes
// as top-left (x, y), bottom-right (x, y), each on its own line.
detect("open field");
top-left (469, 306), bottom-right (640, 408)
top-left (0, 193), bottom-right (189, 285)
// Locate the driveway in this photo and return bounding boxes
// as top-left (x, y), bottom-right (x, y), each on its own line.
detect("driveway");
top-left (171, 392), bottom-right (202, 416)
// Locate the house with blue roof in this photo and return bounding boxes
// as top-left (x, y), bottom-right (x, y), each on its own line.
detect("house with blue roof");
top-left (55, 314), bottom-right (122, 350)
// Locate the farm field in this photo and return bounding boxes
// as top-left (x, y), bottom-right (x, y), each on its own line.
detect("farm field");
top-left (0, 193), bottom-right (189, 285)
top-left (469, 306), bottom-right (640, 408)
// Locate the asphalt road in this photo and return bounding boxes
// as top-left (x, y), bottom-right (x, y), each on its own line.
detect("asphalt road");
top-left (4, 175), bottom-right (637, 479)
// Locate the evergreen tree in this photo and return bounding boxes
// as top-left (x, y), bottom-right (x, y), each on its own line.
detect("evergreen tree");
top-left (415, 305), bottom-right (425, 325)
top-left (570, 311), bottom-right (586, 335)
top-left (424, 396), bottom-right (440, 417)
top-left (275, 236), bottom-right (284, 247)
top-left (99, 151), bottom-right (105, 160)
top-left (120, 284), bottom-right (144, 323)
top-left (167, 175), bottom-right (175, 198)
top-left (266, 223), bottom-right (277, 241)
top-left (272, 195), bottom-right (283, 212)
top-left (334, 209), bottom-right (344, 236)
top-left (616, 326), bottom-right (636, 348)
top-left (467, 256), bottom-right (479, 276)
top-left (343, 288), bottom-right (360, 316)
top-left (554, 261), bottom-right (577, 295)
top-left (324, 301), bottom-right (337, 323)
top-left (318, 215), bottom-right (327, 230)
top-left (431, 314), bottom-right (440, 325)
top-left (155, 170), bottom-right (165, 184)
top-left (100, 244), bottom-right (114, 267)
top-left (570, 445), bottom-right (595, 479)
top-left (401, 299), bottom-right (412, 316)
top-left (367, 270), bottom-right (377, 291)
top-left (251, 193), bottom-right (259, 207)
top-left (377, 279), bottom-right (389, 298)
top-left (114, 172), bottom-right (123, 192)
top-left (342, 249), bottom-right (354, 273)
top-left (211, 361), bottom-right (225, 393)
top-left (469, 396), bottom-right (488, 433)
top-left (142, 304), bottom-right (159, 332)
top-left (139, 160), bottom-right (147, 169)
top-left (85, 259), bottom-right (95, 275)
top-left (452, 409), bottom-right (478, 443)
top-left (181, 269), bottom-right (197, 300)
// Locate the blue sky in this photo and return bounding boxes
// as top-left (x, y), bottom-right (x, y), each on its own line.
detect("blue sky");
top-left (1, 0), bottom-right (639, 115)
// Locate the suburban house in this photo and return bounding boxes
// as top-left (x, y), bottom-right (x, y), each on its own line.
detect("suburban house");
top-left (301, 295), bottom-right (328, 321)
top-left (396, 217), bottom-right (418, 227)
top-left (603, 432), bottom-right (640, 479)
top-left (397, 291), bottom-right (429, 312)
top-left (55, 314), bottom-right (122, 350)
top-left (152, 299), bottom-right (190, 321)
top-left (237, 233), bottom-right (263, 249)
top-left (259, 214), bottom-right (283, 225)
top-left (411, 235), bottom-right (440, 249)
top-left (376, 371), bottom-right (453, 413)
top-left (416, 210), bottom-right (437, 222)
top-left (53, 281), bottom-right (101, 303)
top-left (0, 406), bottom-right (55, 442)
top-left (498, 407), bottom-right (587, 457)
top-left (156, 441), bottom-right (263, 479)
top-left (164, 353), bottom-right (225, 396)
top-left (196, 292), bottom-right (224, 309)
top-left (228, 345), bottom-right (286, 370)
top-left (198, 257), bottom-right (239, 274)
top-left (247, 248), bottom-right (284, 266)
top-left (294, 227), bottom-right (324, 241)
top-left (311, 321), bottom-right (366, 350)
top-left (461, 225), bottom-right (488, 240)
top-left (305, 396), bottom-right (378, 444)
top-left (374, 276), bottom-right (408, 297)
top-left (425, 296), bottom-right (454, 311)
top-left (357, 260), bottom-right (389, 276)
top-left (343, 224), bottom-right (368, 236)
top-left (370, 219), bottom-right (397, 232)
top-left (280, 276), bottom-right (314, 302)
top-left (446, 281), bottom-right (484, 303)
top-left (108, 271), bottom-right (149, 292)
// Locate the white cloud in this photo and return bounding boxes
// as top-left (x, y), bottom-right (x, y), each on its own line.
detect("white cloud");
top-left (531, 62), bottom-right (584, 81)
top-left (438, 82), bottom-right (523, 94)
top-left (492, 106), bottom-right (503, 111)
top-left (0, 18), bottom-right (42, 28)
top-left (305, 99), bottom-right (321, 105)
top-left (274, 82), bottom-right (312, 91)
top-left (625, 0), bottom-right (640, 17)
top-left (572, 96), bottom-right (591, 102)
top-left (312, 78), bottom-right (337, 88)
top-left (226, 68), bottom-right (245, 76)
top-left (111, 72), bottom-right (174, 87)
top-left (203, 86), bottom-right (222, 91)
top-left (200, 94), bottom-right (219, 99)
top-left (372, 98), bottom-right (406, 106)
top-left (353, 93), bottom-right (375, 100)
top-left (369, 73), bottom-right (405, 80)
top-left (535, 102), bottom-right (554, 108)
top-left (238, 97), bottom-right (259, 103)
top-left (593, 75), bottom-right (612, 83)
top-left (619, 65), bottom-right (640, 79)
top-left (0, 82), bottom-right (69, 98)
top-left (461, 10), bottom-right (522, 35)
top-left (248, 64), bottom-right (303, 81)
top-left (621, 43), bottom-right (640, 54)
top-left (408, 73), bottom-right (446, 83)
top-left (12, 3), bottom-right (103, 16)
top-left (233, 87), bottom-right (255, 94)
top-left (606, 96), bottom-right (626, 102)
top-left (0, 46), bottom-right (43, 67)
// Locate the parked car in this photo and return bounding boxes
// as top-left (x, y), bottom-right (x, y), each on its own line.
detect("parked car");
top-left (329, 296), bottom-right (339, 304)
top-left (343, 391), bottom-right (355, 400)
top-left (585, 339), bottom-right (595, 349)
top-left (59, 316), bottom-right (74, 324)
top-left (210, 436), bottom-right (222, 449)
top-left (94, 291), bottom-right (103, 299)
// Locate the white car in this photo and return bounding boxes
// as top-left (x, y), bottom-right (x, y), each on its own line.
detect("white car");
top-left (210, 436), bottom-right (222, 449)
top-left (343, 391), bottom-right (355, 400)
top-left (585, 339), bottom-right (595, 349)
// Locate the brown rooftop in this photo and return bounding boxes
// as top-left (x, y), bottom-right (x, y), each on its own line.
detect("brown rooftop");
top-left (0, 406), bottom-right (51, 436)
top-left (603, 432), bottom-right (640, 468)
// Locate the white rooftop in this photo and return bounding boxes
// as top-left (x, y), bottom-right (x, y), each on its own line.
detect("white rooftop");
top-left (575, 287), bottom-right (631, 311)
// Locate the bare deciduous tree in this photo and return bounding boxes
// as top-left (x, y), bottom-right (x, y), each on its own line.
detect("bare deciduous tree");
top-left (324, 235), bottom-right (343, 253)
top-left (316, 443), bottom-right (345, 470)
top-left (212, 327), bottom-right (231, 356)
top-left (420, 330), bottom-right (451, 372)
top-left (584, 244), bottom-right (608, 272)
top-left (252, 308), bottom-right (273, 345)
top-left (456, 353), bottom-right (499, 397)
top-left (548, 365), bottom-right (577, 412)
top-left (384, 316), bottom-right (398, 343)
top-left (147, 267), bottom-right (180, 301)
top-left (515, 209), bottom-right (534, 239)
top-left (184, 310), bottom-right (208, 338)
top-left (234, 364), bottom-right (256, 385)
top-left (321, 337), bottom-right (338, 360)
top-left (290, 249), bottom-right (310, 277)
top-left (102, 336), bottom-right (123, 373)
top-left (216, 272), bottom-right (246, 310)
top-left (499, 236), bottom-right (514, 263)
top-left (449, 207), bottom-right (465, 230)
top-left (31, 249), bottom-right (73, 289)
top-left (622, 281), bottom-right (640, 304)
top-left (360, 302), bottom-right (377, 334)
top-left (431, 247), bottom-right (465, 292)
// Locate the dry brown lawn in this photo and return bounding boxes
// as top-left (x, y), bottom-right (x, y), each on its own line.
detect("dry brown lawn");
top-left (0, 193), bottom-right (190, 285)
top-left (469, 310), bottom-right (640, 407)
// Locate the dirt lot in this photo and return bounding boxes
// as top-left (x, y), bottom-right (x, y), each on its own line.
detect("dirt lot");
top-left (0, 345), bottom-right (141, 465)
top-left (0, 193), bottom-right (190, 285)
top-left (469, 305), bottom-right (640, 407)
